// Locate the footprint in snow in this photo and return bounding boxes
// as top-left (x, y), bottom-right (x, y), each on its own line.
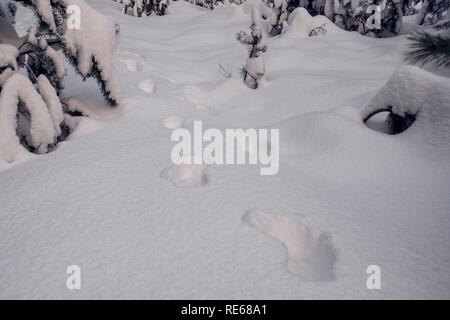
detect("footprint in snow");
top-left (163, 116), bottom-right (184, 129)
top-left (121, 59), bottom-right (142, 72)
top-left (182, 85), bottom-right (216, 112)
top-left (161, 161), bottom-right (209, 188)
top-left (138, 79), bottom-right (157, 94)
top-left (243, 208), bottom-right (337, 282)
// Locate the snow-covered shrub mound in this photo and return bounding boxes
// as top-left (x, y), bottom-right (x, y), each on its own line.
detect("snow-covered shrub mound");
top-left (161, 162), bottom-right (209, 187)
top-left (279, 66), bottom-right (450, 160)
top-left (284, 7), bottom-right (337, 38)
top-left (362, 66), bottom-right (450, 147)
top-left (237, 8), bottom-right (267, 89)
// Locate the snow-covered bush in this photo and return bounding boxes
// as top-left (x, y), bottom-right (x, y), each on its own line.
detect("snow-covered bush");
top-left (0, 0), bottom-right (120, 162)
top-left (0, 0), bottom-right (16, 24)
top-left (362, 66), bottom-right (450, 140)
top-left (382, 0), bottom-right (404, 35)
top-left (290, 0), bottom-right (327, 16)
top-left (269, 0), bottom-right (288, 36)
top-left (330, 0), bottom-right (407, 36)
top-left (236, 8), bottom-right (267, 89)
top-left (114, 0), bottom-right (171, 16)
top-left (285, 7), bottom-right (329, 37)
top-left (285, 0), bottom-right (422, 37)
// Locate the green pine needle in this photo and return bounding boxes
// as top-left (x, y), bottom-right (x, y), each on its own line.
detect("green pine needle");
top-left (405, 31), bottom-right (450, 68)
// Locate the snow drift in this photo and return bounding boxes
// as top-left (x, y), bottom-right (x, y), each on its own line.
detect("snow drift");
top-left (284, 7), bottom-right (337, 38)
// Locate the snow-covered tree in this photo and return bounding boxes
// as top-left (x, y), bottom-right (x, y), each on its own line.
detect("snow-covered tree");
top-left (0, 0), bottom-right (120, 162)
top-left (416, 0), bottom-right (449, 25)
top-left (236, 8), bottom-right (267, 89)
top-left (323, 0), bottom-right (416, 36)
top-left (286, 0), bottom-right (321, 16)
top-left (115, 0), bottom-right (171, 16)
top-left (323, 0), bottom-right (357, 31)
top-left (401, 0), bottom-right (420, 15)
top-left (269, 0), bottom-right (288, 36)
top-left (184, 0), bottom-right (243, 10)
top-left (380, 0), bottom-right (404, 35)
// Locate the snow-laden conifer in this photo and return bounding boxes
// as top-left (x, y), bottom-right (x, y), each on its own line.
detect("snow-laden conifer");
top-left (236, 8), bottom-right (267, 89)
top-left (0, 0), bottom-right (120, 162)
top-left (269, 0), bottom-right (288, 36)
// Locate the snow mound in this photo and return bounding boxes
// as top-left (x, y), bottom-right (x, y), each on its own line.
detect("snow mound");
top-left (163, 116), bottom-right (184, 129)
top-left (277, 106), bottom-right (362, 156)
top-left (284, 7), bottom-right (335, 38)
top-left (64, 97), bottom-right (122, 120)
top-left (138, 79), bottom-right (156, 94)
top-left (243, 208), bottom-right (336, 282)
top-left (363, 66), bottom-right (450, 149)
top-left (161, 162), bottom-right (209, 188)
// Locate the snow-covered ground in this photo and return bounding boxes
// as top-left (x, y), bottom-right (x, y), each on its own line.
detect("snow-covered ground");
top-left (1, 0), bottom-right (450, 299)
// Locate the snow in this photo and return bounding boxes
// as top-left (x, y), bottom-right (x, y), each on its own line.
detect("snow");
top-left (163, 116), bottom-right (184, 129)
top-left (285, 7), bottom-right (335, 38)
top-left (121, 58), bottom-right (142, 72)
top-left (0, 73), bottom-right (56, 161)
top-left (0, 43), bottom-right (18, 71)
top-left (161, 162), bottom-right (209, 187)
top-left (43, 44), bottom-right (66, 81)
top-left (243, 207), bottom-right (337, 281)
top-left (138, 79), bottom-right (157, 93)
top-left (62, 0), bottom-right (121, 105)
top-left (246, 55), bottom-right (265, 79)
top-left (31, 0), bottom-right (57, 32)
top-left (0, 1), bottom-right (450, 299)
top-left (37, 75), bottom-right (64, 136)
